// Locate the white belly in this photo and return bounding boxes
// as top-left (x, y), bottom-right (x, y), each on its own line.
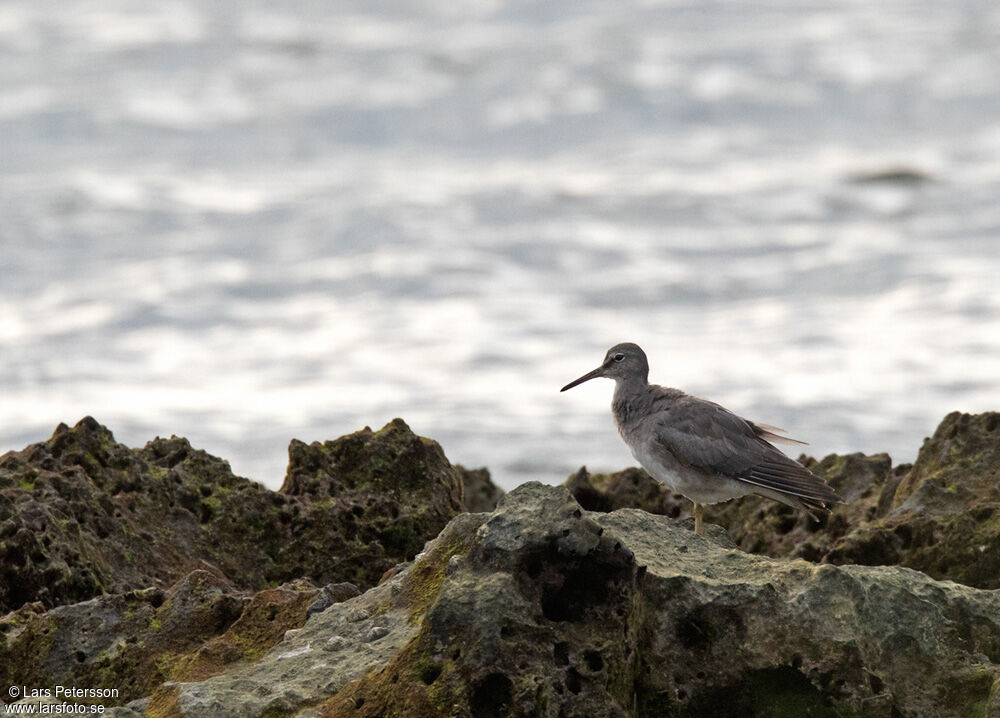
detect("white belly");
top-left (630, 444), bottom-right (753, 506)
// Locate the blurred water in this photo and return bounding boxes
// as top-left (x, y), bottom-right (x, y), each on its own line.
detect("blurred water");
top-left (2, 0), bottom-right (999, 490)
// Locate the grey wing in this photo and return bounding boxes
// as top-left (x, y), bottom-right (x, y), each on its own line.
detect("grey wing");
top-left (649, 395), bottom-right (841, 507)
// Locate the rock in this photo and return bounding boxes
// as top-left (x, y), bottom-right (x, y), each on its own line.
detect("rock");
top-left (280, 418), bottom-right (464, 573)
top-left (714, 451), bottom-right (899, 562)
top-left (457, 465), bottom-right (504, 513)
top-left (0, 417), bottom-right (464, 614)
top-left (0, 569), bottom-right (242, 706)
top-left (124, 697), bottom-right (150, 713)
top-left (0, 568), bottom-right (325, 707)
top-left (825, 411), bottom-right (1000, 587)
top-left (133, 523), bottom-right (445, 718)
top-left (139, 483), bottom-right (1000, 717)
top-left (565, 465), bottom-right (685, 517)
top-left (171, 578), bottom-right (320, 682)
top-left (565, 411), bottom-right (1000, 589)
top-left (306, 582), bottom-right (362, 619)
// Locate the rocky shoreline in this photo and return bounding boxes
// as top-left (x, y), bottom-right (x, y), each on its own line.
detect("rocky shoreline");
top-left (566, 411), bottom-right (1000, 590)
top-left (2, 412), bottom-right (999, 716)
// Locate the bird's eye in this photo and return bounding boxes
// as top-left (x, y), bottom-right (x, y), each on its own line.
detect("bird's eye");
top-left (614, 353), bottom-right (625, 362)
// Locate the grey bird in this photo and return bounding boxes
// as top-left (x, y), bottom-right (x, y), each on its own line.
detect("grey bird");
top-left (561, 342), bottom-right (842, 535)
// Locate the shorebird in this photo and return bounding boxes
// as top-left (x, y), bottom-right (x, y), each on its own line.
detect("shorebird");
top-left (561, 342), bottom-right (841, 535)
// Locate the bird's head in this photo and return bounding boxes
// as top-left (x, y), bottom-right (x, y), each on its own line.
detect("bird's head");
top-left (560, 342), bottom-right (649, 391)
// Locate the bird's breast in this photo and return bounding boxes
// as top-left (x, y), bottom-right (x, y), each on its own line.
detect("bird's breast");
top-left (626, 442), bottom-right (687, 494)
top-left (623, 430), bottom-right (753, 505)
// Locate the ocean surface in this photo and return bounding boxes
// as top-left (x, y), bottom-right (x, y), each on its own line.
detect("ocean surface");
top-left (2, 0), bottom-right (1000, 491)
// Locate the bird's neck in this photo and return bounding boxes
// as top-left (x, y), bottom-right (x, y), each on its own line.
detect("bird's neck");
top-left (612, 376), bottom-right (650, 428)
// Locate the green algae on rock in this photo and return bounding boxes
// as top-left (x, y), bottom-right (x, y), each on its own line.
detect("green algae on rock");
top-left (280, 418), bottom-right (464, 565)
top-left (0, 570), bottom-right (365, 711)
top-left (0, 417), bottom-right (464, 615)
top-left (566, 411), bottom-right (1000, 590)
top-left (0, 569), bottom-right (231, 705)
top-left (121, 483), bottom-right (1000, 718)
top-left (7, 411), bottom-right (1000, 716)
top-left (825, 411), bottom-right (1000, 587)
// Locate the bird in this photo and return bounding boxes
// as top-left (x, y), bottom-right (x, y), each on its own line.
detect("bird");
top-left (560, 342), bottom-right (842, 535)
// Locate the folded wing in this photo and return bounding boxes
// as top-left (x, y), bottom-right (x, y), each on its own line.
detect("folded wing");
top-left (649, 394), bottom-right (841, 510)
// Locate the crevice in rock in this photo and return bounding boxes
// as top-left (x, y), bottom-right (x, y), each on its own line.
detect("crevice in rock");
top-left (470, 672), bottom-right (512, 718)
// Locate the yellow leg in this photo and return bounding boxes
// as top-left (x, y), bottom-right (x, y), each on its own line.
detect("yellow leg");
top-left (694, 502), bottom-right (704, 535)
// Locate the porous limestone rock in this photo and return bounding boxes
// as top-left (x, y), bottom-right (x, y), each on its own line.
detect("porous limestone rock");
top-left (457, 465), bottom-right (505, 513)
top-left (826, 411), bottom-right (1000, 587)
top-left (0, 417), bottom-right (464, 614)
top-left (124, 483), bottom-right (1000, 717)
top-left (0, 569), bottom-right (324, 707)
top-left (566, 411), bottom-right (1000, 589)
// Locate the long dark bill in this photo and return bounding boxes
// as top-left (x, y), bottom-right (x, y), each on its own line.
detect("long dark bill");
top-left (560, 366), bottom-right (605, 392)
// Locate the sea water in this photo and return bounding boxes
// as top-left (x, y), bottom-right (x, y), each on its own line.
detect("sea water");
top-left (2, 0), bottom-right (999, 489)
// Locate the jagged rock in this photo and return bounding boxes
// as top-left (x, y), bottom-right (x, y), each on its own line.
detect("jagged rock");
top-left (457, 465), bottom-right (505, 513)
top-left (717, 451), bottom-right (901, 562)
top-left (566, 466), bottom-right (685, 517)
top-left (170, 578), bottom-right (320, 683)
top-left (306, 583), bottom-right (362, 619)
top-left (281, 418), bottom-right (464, 568)
top-left (0, 569), bottom-right (332, 707)
top-left (8, 411), bottom-right (1000, 715)
top-left (0, 569), bottom-right (246, 706)
top-left (133, 540), bottom-right (435, 718)
top-left (565, 411), bottom-right (1000, 589)
top-left (0, 417), bottom-right (464, 614)
top-left (825, 411), bottom-right (1000, 587)
top-left (130, 483), bottom-right (1000, 717)
top-left (564, 455), bottom-right (896, 559)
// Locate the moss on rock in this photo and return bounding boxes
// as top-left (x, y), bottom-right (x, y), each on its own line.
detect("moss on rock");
top-left (0, 417), bottom-right (464, 708)
top-left (173, 580), bottom-right (319, 681)
top-left (825, 411), bottom-right (1000, 587)
top-left (565, 411), bottom-right (1000, 589)
top-left (193, 483), bottom-right (1000, 718)
top-left (0, 417), bottom-right (464, 615)
top-left (0, 571), bottom-right (330, 708)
